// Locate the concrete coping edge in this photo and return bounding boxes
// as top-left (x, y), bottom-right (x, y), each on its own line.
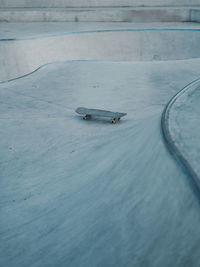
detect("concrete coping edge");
top-left (161, 77), bottom-right (200, 197)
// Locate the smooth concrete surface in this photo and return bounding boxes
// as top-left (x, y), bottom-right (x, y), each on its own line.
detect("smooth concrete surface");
top-left (1, 22), bottom-right (200, 39)
top-left (0, 0), bottom-right (200, 8)
top-left (0, 7), bottom-right (200, 22)
top-left (1, 21), bottom-right (200, 267)
top-left (1, 60), bottom-right (200, 267)
top-left (191, 9), bottom-right (200, 22)
top-left (1, 26), bottom-right (200, 81)
top-left (163, 78), bottom-right (200, 189)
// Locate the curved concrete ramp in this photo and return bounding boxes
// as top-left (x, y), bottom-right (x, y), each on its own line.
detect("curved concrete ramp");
top-left (1, 60), bottom-right (200, 266)
top-left (1, 28), bottom-right (200, 81)
top-left (162, 78), bottom-right (200, 190)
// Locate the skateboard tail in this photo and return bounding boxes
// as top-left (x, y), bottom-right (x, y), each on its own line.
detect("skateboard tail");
top-left (76, 107), bottom-right (86, 114)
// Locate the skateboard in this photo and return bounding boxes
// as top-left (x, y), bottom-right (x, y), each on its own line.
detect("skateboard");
top-left (76, 107), bottom-right (127, 124)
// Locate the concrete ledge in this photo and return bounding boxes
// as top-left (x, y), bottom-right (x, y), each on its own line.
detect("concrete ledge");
top-left (0, 0), bottom-right (200, 8)
top-left (2, 22), bottom-right (200, 40)
top-left (161, 78), bottom-right (200, 192)
top-left (0, 7), bottom-right (199, 22)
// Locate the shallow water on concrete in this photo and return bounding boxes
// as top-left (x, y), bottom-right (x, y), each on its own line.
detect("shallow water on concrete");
top-left (1, 61), bottom-right (200, 266)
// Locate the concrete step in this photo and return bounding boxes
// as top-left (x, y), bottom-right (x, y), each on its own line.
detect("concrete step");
top-left (0, 0), bottom-right (200, 8)
top-left (0, 7), bottom-right (200, 22)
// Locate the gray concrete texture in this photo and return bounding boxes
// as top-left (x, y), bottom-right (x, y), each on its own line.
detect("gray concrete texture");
top-left (1, 7), bottom-right (200, 22)
top-left (1, 26), bottom-right (200, 81)
top-left (1, 20), bottom-right (200, 267)
top-left (2, 22), bottom-right (200, 39)
top-left (191, 9), bottom-right (200, 22)
top-left (0, 0), bottom-right (200, 8)
top-left (164, 79), bottom-right (200, 189)
top-left (1, 59), bottom-right (200, 267)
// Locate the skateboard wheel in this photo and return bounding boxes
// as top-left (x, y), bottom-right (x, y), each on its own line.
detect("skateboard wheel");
top-left (118, 117), bottom-right (120, 121)
top-left (111, 119), bottom-right (116, 124)
top-left (83, 116), bottom-right (87, 120)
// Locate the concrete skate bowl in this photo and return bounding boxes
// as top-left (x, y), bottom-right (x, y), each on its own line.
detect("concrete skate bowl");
top-left (1, 28), bottom-right (200, 82)
top-left (3, 26), bottom-right (200, 267)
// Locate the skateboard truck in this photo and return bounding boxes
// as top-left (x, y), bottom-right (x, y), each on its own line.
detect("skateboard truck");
top-left (111, 117), bottom-right (121, 124)
top-left (83, 115), bottom-right (91, 120)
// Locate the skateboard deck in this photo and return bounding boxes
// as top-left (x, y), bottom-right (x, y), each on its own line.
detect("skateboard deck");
top-left (76, 107), bottom-right (127, 123)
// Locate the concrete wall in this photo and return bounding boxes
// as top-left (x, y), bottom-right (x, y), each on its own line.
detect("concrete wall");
top-left (0, 8), bottom-right (193, 23)
top-left (191, 9), bottom-right (200, 22)
top-left (1, 30), bottom-right (200, 81)
top-left (0, 0), bottom-right (200, 8)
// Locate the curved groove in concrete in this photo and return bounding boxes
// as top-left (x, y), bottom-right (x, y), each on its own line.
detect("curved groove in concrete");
top-left (0, 59), bottom-right (97, 84)
top-left (161, 78), bottom-right (200, 194)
